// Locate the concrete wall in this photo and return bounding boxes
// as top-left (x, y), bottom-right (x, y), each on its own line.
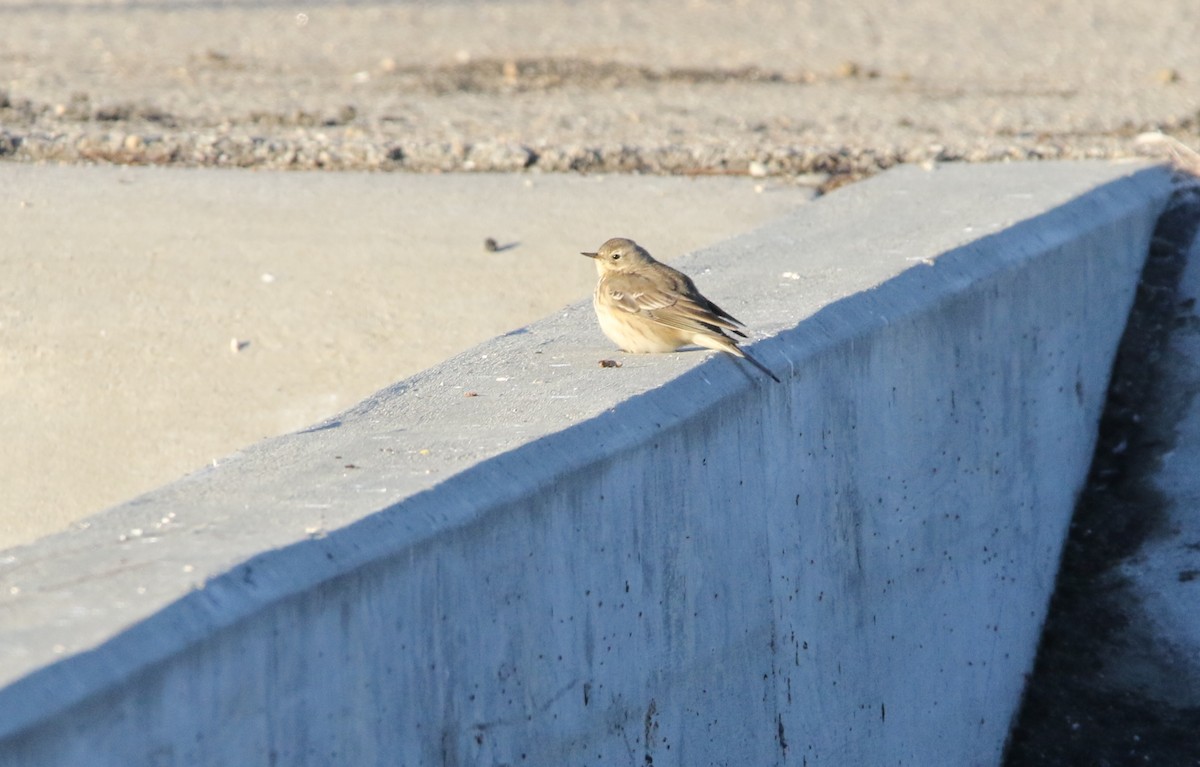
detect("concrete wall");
top-left (0, 162), bottom-right (1174, 766)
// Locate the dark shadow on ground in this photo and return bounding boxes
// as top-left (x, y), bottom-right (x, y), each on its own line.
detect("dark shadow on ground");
top-left (1003, 180), bottom-right (1200, 766)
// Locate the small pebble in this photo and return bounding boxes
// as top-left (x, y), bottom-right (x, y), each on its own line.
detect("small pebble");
top-left (836, 60), bottom-right (861, 78)
top-left (598, 359), bottom-right (622, 368)
top-left (484, 237), bottom-right (498, 252)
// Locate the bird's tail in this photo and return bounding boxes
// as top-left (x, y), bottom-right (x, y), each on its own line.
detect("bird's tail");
top-left (701, 335), bottom-right (781, 383)
top-left (738, 347), bottom-right (781, 383)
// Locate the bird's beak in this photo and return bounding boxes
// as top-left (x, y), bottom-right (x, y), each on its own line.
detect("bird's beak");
top-left (580, 251), bottom-right (598, 258)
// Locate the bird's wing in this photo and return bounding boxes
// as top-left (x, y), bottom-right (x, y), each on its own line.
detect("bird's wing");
top-left (601, 272), bottom-right (748, 338)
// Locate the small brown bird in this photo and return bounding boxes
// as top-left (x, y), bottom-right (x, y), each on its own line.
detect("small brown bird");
top-left (582, 237), bottom-right (779, 382)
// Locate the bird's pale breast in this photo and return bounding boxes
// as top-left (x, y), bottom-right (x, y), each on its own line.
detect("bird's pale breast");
top-left (593, 290), bottom-right (687, 353)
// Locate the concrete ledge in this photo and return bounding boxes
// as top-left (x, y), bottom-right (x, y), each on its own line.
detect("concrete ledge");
top-left (0, 162), bottom-right (1174, 765)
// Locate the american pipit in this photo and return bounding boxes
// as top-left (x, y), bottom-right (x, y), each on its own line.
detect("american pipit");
top-left (582, 237), bottom-right (780, 382)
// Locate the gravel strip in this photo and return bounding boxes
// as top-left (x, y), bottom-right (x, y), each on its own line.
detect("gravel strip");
top-left (2, 0), bottom-right (1197, 183)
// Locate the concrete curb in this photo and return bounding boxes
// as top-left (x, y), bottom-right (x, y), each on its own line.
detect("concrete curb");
top-left (0, 162), bottom-right (1174, 765)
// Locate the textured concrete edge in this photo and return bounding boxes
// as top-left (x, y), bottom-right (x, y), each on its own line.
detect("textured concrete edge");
top-left (0, 163), bottom-right (1176, 760)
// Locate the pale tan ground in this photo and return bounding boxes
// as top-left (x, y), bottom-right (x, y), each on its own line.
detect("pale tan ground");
top-left (0, 165), bottom-right (814, 548)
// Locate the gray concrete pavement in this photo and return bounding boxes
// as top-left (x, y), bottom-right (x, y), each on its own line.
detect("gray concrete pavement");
top-left (0, 161), bottom-right (1173, 765)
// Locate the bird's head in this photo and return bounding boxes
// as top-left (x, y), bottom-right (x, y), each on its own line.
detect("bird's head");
top-left (581, 237), bottom-right (656, 274)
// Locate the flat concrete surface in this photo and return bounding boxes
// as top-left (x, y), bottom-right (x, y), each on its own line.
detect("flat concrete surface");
top-left (0, 161), bottom-right (1172, 766)
top-left (0, 166), bottom-right (815, 549)
top-left (1, 0), bottom-right (1196, 174)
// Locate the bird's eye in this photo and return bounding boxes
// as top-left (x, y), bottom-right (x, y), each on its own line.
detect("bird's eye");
top-left (611, 252), bottom-right (622, 260)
